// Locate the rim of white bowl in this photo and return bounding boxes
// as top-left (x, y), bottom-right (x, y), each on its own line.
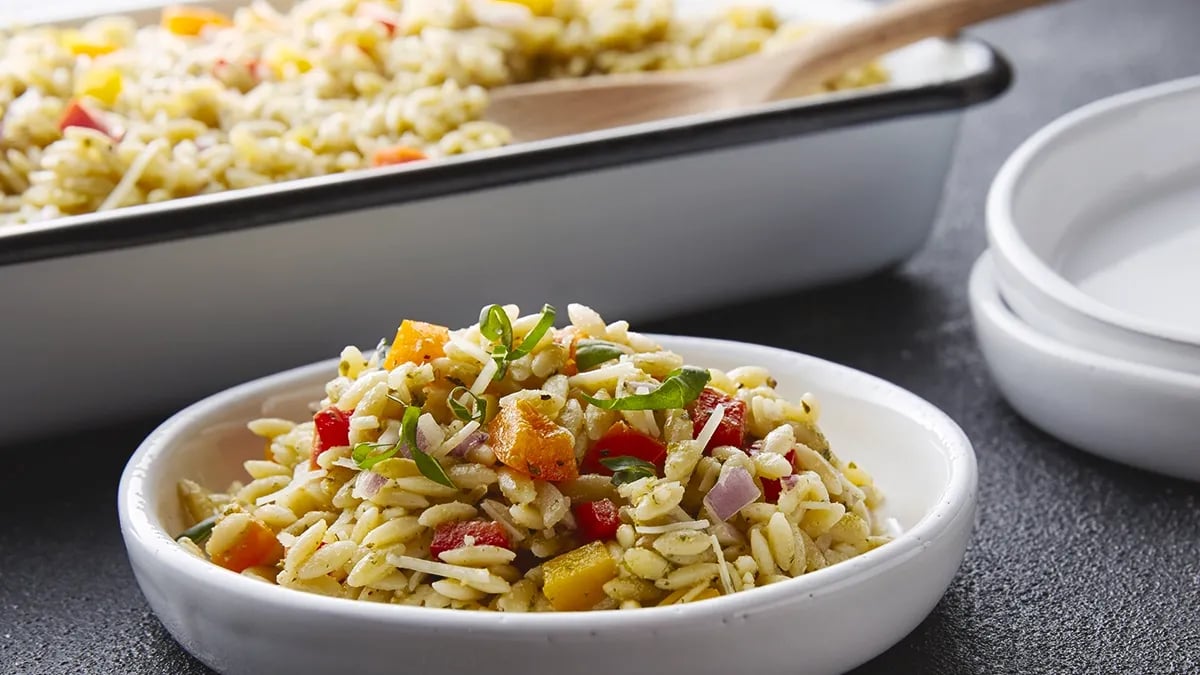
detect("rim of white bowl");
top-left (972, 252), bottom-right (1200, 390)
top-left (118, 335), bottom-right (976, 631)
top-left (986, 74), bottom-right (1200, 348)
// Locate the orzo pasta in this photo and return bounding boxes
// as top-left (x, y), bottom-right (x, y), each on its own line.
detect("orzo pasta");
top-left (176, 303), bottom-right (893, 612)
top-left (0, 0), bottom-right (887, 224)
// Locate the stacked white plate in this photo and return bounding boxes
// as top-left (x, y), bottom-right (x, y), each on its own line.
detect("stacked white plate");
top-left (972, 76), bottom-right (1200, 482)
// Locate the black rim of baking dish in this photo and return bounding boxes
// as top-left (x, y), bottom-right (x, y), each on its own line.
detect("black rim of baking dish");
top-left (0, 40), bottom-right (1011, 268)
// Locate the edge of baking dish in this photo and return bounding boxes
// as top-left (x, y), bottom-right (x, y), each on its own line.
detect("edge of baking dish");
top-left (0, 24), bottom-right (1011, 267)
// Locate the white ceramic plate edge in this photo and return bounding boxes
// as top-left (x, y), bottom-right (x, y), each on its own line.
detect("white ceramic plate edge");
top-left (986, 74), bottom-right (1200, 348)
top-left (970, 252), bottom-right (1200, 481)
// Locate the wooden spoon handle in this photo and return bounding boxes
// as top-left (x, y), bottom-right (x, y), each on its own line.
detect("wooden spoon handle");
top-left (747, 0), bottom-right (1058, 100)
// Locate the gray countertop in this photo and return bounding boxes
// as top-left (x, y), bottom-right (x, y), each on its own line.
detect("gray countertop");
top-left (3, 0), bottom-right (1200, 673)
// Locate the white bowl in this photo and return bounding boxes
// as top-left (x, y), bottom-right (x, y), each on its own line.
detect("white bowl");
top-left (987, 76), bottom-right (1200, 375)
top-left (970, 253), bottom-right (1200, 481)
top-left (119, 335), bottom-right (976, 675)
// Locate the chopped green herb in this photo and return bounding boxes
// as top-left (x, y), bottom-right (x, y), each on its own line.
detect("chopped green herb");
top-left (401, 405), bottom-right (455, 488)
top-left (508, 304), bottom-right (557, 360)
top-left (353, 407), bottom-right (454, 488)
top-left (479, 304), bottom-right (514, 380)
top-left (479, 304), bottom-right (559, 381)
top-left (177, 515), bottom-right (218, 545)
top-left (574, 339), bottom-right (628, 371)
top-left (448, 386), bottom-right (487, 424)
top-left (490, 343), bottom-right (510, 381)
top-left (352, 441), bottom-right (398, 470)
top-left (479, 304), bottom-right (513, 349)
top-left (600, 456), bottom-right (657, 486)
top-left (582, 366), bottom-right (710, 411)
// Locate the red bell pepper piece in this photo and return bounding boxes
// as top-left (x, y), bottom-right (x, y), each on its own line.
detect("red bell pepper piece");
top-left (573, 499), bottom-right (621, 543)
top-left (309, 406), bottom-right (352, 469)
top-left (689, 388), bottom-right (747, 453)
top-left (581, 421), bottom-right (667, 475)
top-left (58, 99), bottom-right (113, 138)
top-left (430, 521), bottom-right (511, 558)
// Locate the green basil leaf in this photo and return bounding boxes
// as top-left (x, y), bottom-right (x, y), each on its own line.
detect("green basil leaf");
top-left (488, 343), bottom-right (509, 381)
top-left (599, 455), bottom-right (657, 486)
top-left (448, 386), bottom-right (487, 423)
top-left (508, 304), bottom-right (556, 360)
top-left (402, 405), bottom-right (455, 488)
top-left (479, 304), bottom-right (513, 349)
top-left (352, 441), bottom-right (398, 470)
top-left (177, 515), bottom-right (218, 545)
top-left (412, 448), bottom-right (454, 488)
top-left (599, 456), bottom-right (656, 473)
top-left (582, 366), bottom-right (711, 411)
top-left (574, 339), bottom-right (629, 371)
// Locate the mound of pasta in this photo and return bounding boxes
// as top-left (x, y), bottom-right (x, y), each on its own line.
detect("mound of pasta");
top-left (177, 303), bottom-right (891, 611)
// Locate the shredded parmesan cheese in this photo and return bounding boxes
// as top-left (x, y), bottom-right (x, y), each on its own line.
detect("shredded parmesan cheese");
top-left (712, 534), bottom-right (734, 596)
top-left (470, 359), bottom-right (498, 395)
top-left (98, 138), bottom-right (165, 211)
top-left (481, 499), bottom-right (526, 542)
top-left (436, 420), bottom-right (480, 458)
top-left (635, 519), bottom-right (711, 534)
top-left (449, 333), bottom-right (492, 366)
top-left (695, 403), bottom-right (726, 450)
top-left (385, 554), bottom-right (492, 585)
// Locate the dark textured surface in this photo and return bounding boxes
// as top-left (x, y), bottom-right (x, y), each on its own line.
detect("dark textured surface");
top-left (5, 1), bottom-right (1200, 673)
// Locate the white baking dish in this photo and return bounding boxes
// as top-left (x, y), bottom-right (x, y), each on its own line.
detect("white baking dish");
top-left (0, 0), bottom-right (1010, 444)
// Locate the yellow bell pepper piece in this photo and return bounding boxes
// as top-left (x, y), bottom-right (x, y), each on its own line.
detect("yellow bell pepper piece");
top-left (77, 66), bottom-right (123, 106)
top-left (489, 398), bottom-right (579, 482)
top-left (499, 0), bottom-right (555, 16)
top-left (542, 541), bottom-right (617, 611)
top-left (383, 320), bottom-right (449, 370)
top-left (658, 587), bottom-right (689, 606)
top-left (162, 5), bottom-right (233, 36)
top-left (61, 30), bottom-right (119, 57)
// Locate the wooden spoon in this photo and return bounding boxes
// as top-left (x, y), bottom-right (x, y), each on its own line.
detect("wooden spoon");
top-left (484, 0), bottom-right (1055, 142)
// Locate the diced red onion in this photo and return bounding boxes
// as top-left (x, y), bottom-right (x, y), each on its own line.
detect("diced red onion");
top-left (416, 427), bottom-right (433, 452)
top-left (781, 474), bottom-right (801, 491)
top-left (703, 467), bottom-right (760, 521)
top-left (352, 470), bottom-right (387, 499)
top-left (746, 440), bottom-right (765, 456)
top-left (449, 431), bottom-right (488, 458)
top-left (396, 426), bottom-right (432, 459)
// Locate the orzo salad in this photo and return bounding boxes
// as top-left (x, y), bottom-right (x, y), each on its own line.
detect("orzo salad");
top-left (0, 0), bottom-right (888, 224)
top-left (176, 304), bottom-right (892, 611)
